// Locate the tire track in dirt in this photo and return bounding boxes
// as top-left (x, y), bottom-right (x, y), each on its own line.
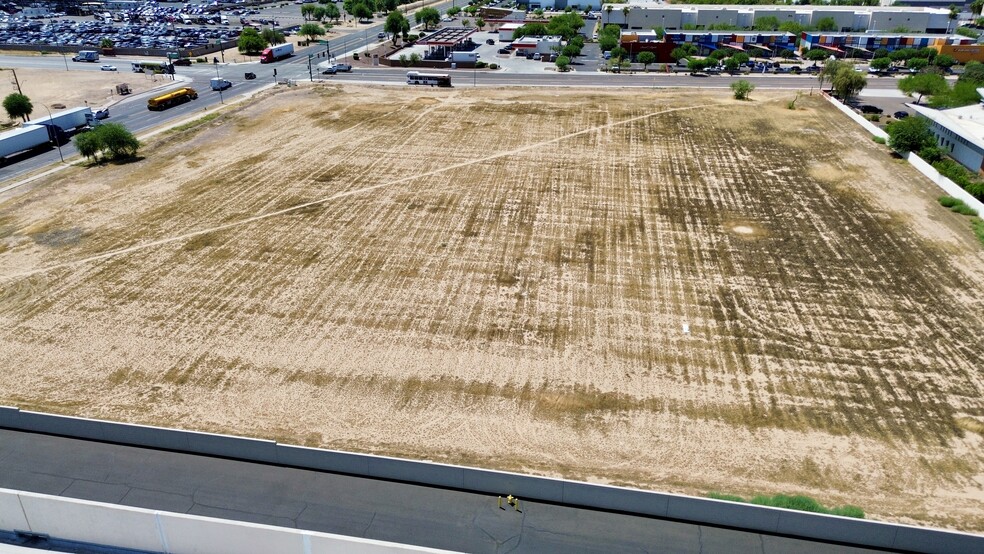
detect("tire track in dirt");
top-left (0, 103), bottom-right (717, 282)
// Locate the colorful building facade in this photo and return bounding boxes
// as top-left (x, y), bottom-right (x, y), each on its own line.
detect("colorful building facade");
top-left (799, 32), bottom-right (972, 55)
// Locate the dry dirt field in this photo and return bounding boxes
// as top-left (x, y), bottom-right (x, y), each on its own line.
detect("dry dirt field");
top-left (1, 85), bottom-right (983, 531)
top-left (0, 66), bottom-right (163, 124)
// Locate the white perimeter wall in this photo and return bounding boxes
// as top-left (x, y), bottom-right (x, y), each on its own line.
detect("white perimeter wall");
top-left (0, 488), bottom-right (457, 554)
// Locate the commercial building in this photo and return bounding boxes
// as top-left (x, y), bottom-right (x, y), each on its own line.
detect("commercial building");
top-left (596, 3), bottom-right (957, 34)
top-left (938, 43), bottom-right (984, 63)
top-left (617, 29), bottom-right (974, 62)
top-left (510, 35), bottom-right (563, 55)
top-left (800, 32), bottom-right (972, 55)
top-left (620, 30), bottom-right (797, 63)
top-left (910, 97), bottom-right (984, 174)
top-left (517, 0), bottom-right (604, 10)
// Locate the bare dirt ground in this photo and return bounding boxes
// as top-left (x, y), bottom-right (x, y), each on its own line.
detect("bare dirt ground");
top-left (1, 85), bottom-right (983, 532)
top-left (0, 66), bottom-right (162, 125)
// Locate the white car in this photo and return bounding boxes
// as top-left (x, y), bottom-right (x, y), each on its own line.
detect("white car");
top-left (100, 64), bottom-right (117, 71)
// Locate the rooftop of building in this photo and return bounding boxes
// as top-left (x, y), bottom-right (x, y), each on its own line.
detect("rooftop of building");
top-left (910, 99), bottom-right (984, 153)
top-left (602, 2), bottom-right (949, 13)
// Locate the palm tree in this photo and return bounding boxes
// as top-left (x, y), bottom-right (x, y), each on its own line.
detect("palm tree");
top-left (622, 6), bottom-right (630, 26)
top-left (605, 5), bottom-right (612, 25)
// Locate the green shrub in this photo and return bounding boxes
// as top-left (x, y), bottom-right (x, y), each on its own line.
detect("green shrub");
top-left (708, 492), bottom-right (745, 502)
top-left (750, 494), bottom-right (826, 513)
top-left (965, 181), bottom-right (984, 198)
top-left (865, 114), bottom-right (880, 122)
top-left (488, 63), bottom-right (498, 70)
top-left (933, 158), bottom-right (984, 201)
top-left (937, 196), bottom-right (978, 215)
top-left (706, 492), bottom-right (864, 519)
top-left (196, 57), bottom-right (206, 63)
top-left (872, 136), bottom-right (886, 144)
top-left (918, 145), bottom-right (945, 163)
top-left (971, 217), bottom-right (984, 245)
top-left (953, 203), bottom-right (978, 216)
top-left (475, 61), bottom-right (487, 68)
top-left (828, 505), bottom-right (866, 518)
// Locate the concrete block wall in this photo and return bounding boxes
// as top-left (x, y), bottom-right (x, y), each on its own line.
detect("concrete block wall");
top-left (824, 93), bottom-right (984, 216)
top-left (2, 407), bottom-right (983, 553)
top-left (821, 92), bottom-right (889, 139)
top-left (0, 488), bottom-right (453, 554)
top-left (907, 152), bottom-right (984, 213)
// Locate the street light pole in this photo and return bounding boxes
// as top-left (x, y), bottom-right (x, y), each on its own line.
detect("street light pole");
top-left (41, 104), bottom-right (65, 163)
top-left (213, 60), bottom-right (224, 104)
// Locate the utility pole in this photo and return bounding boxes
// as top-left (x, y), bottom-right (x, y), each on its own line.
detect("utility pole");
top-left (214, 60), bottom-right (224, 104)
top-left (8, 67), bottom-right (23, 95)
top-left (308, 54), bottom-right (314, 81)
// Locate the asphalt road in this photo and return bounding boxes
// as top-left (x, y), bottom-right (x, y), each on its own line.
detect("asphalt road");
top-left (0, 32), bottom-right (905, 185)
top-left (0, 429), bottom-right (887, 554)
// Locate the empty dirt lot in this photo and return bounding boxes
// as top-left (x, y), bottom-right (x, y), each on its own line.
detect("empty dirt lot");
top-left (0, 85), bottom-right (982, 531)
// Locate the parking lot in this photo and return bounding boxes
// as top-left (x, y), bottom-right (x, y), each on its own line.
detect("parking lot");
top-left (0, 0), bottom-right (308, 51)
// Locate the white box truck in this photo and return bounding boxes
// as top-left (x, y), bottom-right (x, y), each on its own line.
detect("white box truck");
top-left (72, 50), bottom-right (99, 62)
top-left (30, 107), bottom-right (94, 134)
top-left (210, 77), bottom-right (232, 91)
top-left (450, 51), bottom-right (479, 63)
top-left (0, 125), bottom-right (53, 163)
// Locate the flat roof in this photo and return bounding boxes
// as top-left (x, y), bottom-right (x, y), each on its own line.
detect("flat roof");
top-left (418, 27), bottom-right (476, 46)
top-left (910, 102), bottom-right (984, 153)
top-left (603, 2), bottom-right (949, 13)
top-left (802, 32), bottom-right (957, 38)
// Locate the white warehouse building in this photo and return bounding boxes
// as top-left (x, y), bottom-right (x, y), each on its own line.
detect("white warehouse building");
top-left (584, 3), bottom-right (957, 34)
top-left (909, 98), bottom-right (984, 175)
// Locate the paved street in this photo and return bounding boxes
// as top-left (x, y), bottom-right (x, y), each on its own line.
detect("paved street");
top-left (0, 429), bottom-right (887, 554)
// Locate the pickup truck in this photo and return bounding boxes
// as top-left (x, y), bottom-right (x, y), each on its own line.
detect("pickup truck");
top-left (321, 63), bottom-right (352, 74)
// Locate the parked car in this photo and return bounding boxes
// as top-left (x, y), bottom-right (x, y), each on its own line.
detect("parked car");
top-left (860, 105), bottom-right (883, 114)
top-left (100, 64), bottom-right (116, 71)
top-left (497, 48), bottom-right (510, 54)
top-left (532, 52), bottom-right (541, 60)
top-left (486, 38), bottom-right (495, 45)
top-left (893, 110), bottom-right (909, 119)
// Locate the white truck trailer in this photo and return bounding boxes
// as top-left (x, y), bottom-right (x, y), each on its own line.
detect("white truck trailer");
top-left (259, 43), bottom-right (294, 63)
top-left (0, 125), bottom-right (53, 162)
top-left (29, 107), bottom-right (95, 134)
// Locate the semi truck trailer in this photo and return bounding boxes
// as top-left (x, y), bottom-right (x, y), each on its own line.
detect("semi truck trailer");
top-left (259, 43), bottom-right (293, 63)
top-left (29, 107), bottom-right (95, 135)
top-left (0, 125), bottom-right (57, 164)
